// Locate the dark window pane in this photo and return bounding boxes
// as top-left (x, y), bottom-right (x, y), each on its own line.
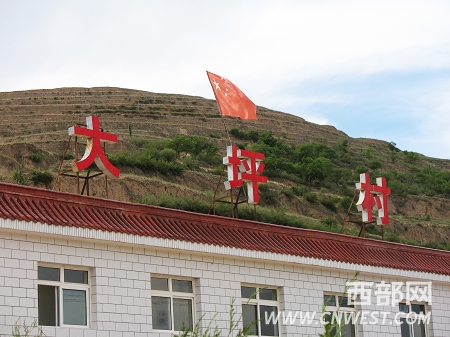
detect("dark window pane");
top-left (242, 304), bottom-right (258, 335)
top-left (341, 319), bottom-right (356, 337)
top-left (151, 277), bottom-right (169, 291)
top-left (172, 279), bottom-right (193, 293)
top-left (324, 295), bottom-right (336, 306)
top-left (411, 304), bottom-right (424, 315)
top-left (399, 303), bottom-right (409, 313)
top-left (64, 269), bottom-right (88, 284)
top-left (173, 298), bottom-right (193, 331)
top-left (241, 286), bottom-right (256, 299)
top-left (260, 305), bottom-right (279, 336)
top-left (38, 285), bottom-right (58, 326)
top-left (260, 288), bottom-right (277, 301)
top-left (412, 321), bottom-right (426, 337)
top-left (38, 266), bottom-right (60, 281)
top-left (411, 305), bottom-right (426, 337)
top-left (338, 296), bottom-right (353, 307)
top-left (152, 296), bottom-right (171, 330)
top-left (324, 312), bottom-right (354, 337)
top-left (63, 289), bottom-right (87, 326)
top-left (400, 318), bottom-right (412, 337)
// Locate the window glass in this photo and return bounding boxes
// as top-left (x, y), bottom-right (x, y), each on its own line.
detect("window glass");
top-left (243, 304), bottom-right (258, 335)
top-left (400, 320), bottom-right (411, 337)
top-left (151, 277), bottom-right (169, 291)
top-left (64, 269), bottom-right (88, 284)
top-left (63, 289), bottom-right (87, 326)
top-left (338, 296), bottom-right (353, 307)
top-left (172, 279), bottom-right (192, 293)
top-left (38, 285), bottom-right (58, 326)
top-left (399, 303), bottom-right (409, 313)
top-left (152, 296), bottom-right (171, 330)
top-left (241, 286), bottom-right (257, 299)
top-left (411, 304), bottom-right (426, 337)
top-left (38, 266), bottom-right (60, 281)
top-left (399, 303), bottom-right (411, 337)
top-left (324, 294), bottom-right (336, 306)
top-left (324, 296), bottom-right (356, 337)
top-left (173, 298), bottom-right (193, 331)
top-left (260, 288), bottom-right (277, 301)
top-left (259, 305), bottom-right (279, 336)
top-left (324, 312), bottom-right (355, 337)
top-left (340, 315), bottom-right (356, 337)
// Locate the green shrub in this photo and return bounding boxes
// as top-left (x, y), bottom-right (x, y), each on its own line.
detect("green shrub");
top-left (159, 148), bottom-right (177, 162)
top-left (63, 152), bottom-right (75, 160)
top-left (12, 166), bottom-right (27, 185)
top-left (354, 165), bottom-right (367, 176)
top-left (291, 185), bottom-right (309, 196)
top-left (404, 151), bottom-right (419, 164)
top-left (28, 153), bottom-right (43, 163)
top-left (320, 196), bottom-right (338, 212)
top-left (385, 231), bottom-right (401, 243)
top-left (369, 160), bottom-right (382, 170)
top-left (320, 216), bottom-right (339, 229)
top-left (339, 196), bottom-right (353, 212)
top-left (31, 170), bottom-right (53, 188)
top-left (282, 187), bottom-right (295, 198)
top-left (12, 319), bottom-right (43, 337)
top-left (259, 184), bottom-right (277, 206)
top-left (304, 192), bottom-right (318, 203)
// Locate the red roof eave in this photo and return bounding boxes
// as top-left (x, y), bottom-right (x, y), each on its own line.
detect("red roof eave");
top-left (0, 182), bottom-right (449, 276)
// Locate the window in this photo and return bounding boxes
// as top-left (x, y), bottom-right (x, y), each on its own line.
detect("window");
top-left (399, 303), bottom-right (428, 337)
top-left (323, 294), bottom-right (356, 337)
top-left (151, 276), bottom-right (194, 332)
top-left (241, 285), bottom-right (279, 337)
top-left (37, 265), bottom-right (90, 327)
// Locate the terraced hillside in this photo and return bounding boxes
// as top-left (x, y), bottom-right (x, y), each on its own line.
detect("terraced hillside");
top-left (2, 86), bottom-right (450, 249)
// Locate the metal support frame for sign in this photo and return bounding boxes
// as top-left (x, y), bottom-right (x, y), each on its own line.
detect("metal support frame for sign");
top-left (340, 189), bottom-right (384, 240)
top-left (208, 165), bottom-right (255, 219)
top-left (54, 125), bottom-right (109, 198)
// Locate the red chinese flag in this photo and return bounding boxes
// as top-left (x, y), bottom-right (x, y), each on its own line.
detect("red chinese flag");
top-left (206, 70), bottom-right (257, 120)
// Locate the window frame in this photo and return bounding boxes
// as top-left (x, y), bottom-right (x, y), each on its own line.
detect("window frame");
top-left (241, 284), bottom-right (280, 337)
top-left (399, 302), bottom-right (429, 337)
top-left (37, 264), bottom-right (91, 328)
top-left (323, 293), bottom-right (357, 337)
top-left (150, 275), bottom-right (195, 333)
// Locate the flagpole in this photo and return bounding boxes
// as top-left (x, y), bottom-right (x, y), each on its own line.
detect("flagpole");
top-left (220, 114), bottom-right (233, 146)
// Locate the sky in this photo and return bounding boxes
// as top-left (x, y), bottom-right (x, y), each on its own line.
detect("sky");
top-left (1, 1), bottom-right (450, 159)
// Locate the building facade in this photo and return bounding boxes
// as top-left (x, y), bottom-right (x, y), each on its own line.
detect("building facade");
top-left (0, 182), bottom-right (449, 336)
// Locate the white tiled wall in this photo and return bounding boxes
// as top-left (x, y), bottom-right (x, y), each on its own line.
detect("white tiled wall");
top-left (0, 230), bottom-right (448, 337)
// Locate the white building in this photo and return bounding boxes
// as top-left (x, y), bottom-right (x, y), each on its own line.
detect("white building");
top-left (0, 182), bottom-right (449, 337)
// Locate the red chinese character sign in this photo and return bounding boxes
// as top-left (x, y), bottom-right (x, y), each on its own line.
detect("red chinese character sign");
top-left (355, 173), bottom-right (391, 225)
top-left (223, 145), bottom-right (267, 204)
top-left (68, 116), bottom-right (120, 179)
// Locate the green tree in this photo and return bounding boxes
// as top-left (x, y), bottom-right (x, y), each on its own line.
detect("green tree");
top-left (300, 157), bottom-right (333, 184)
top-left (362, 146), bottom-right (373, 159)
top-left (404, 151), bottom-right (419, 164)
top-left (335, 138), bottom-right (349, 156)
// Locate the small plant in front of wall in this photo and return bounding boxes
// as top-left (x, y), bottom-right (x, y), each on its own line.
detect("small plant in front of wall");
top-left (12, 319), bottom-right (43, 337)
top-left (319, 271), bottom-right (360, 337)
